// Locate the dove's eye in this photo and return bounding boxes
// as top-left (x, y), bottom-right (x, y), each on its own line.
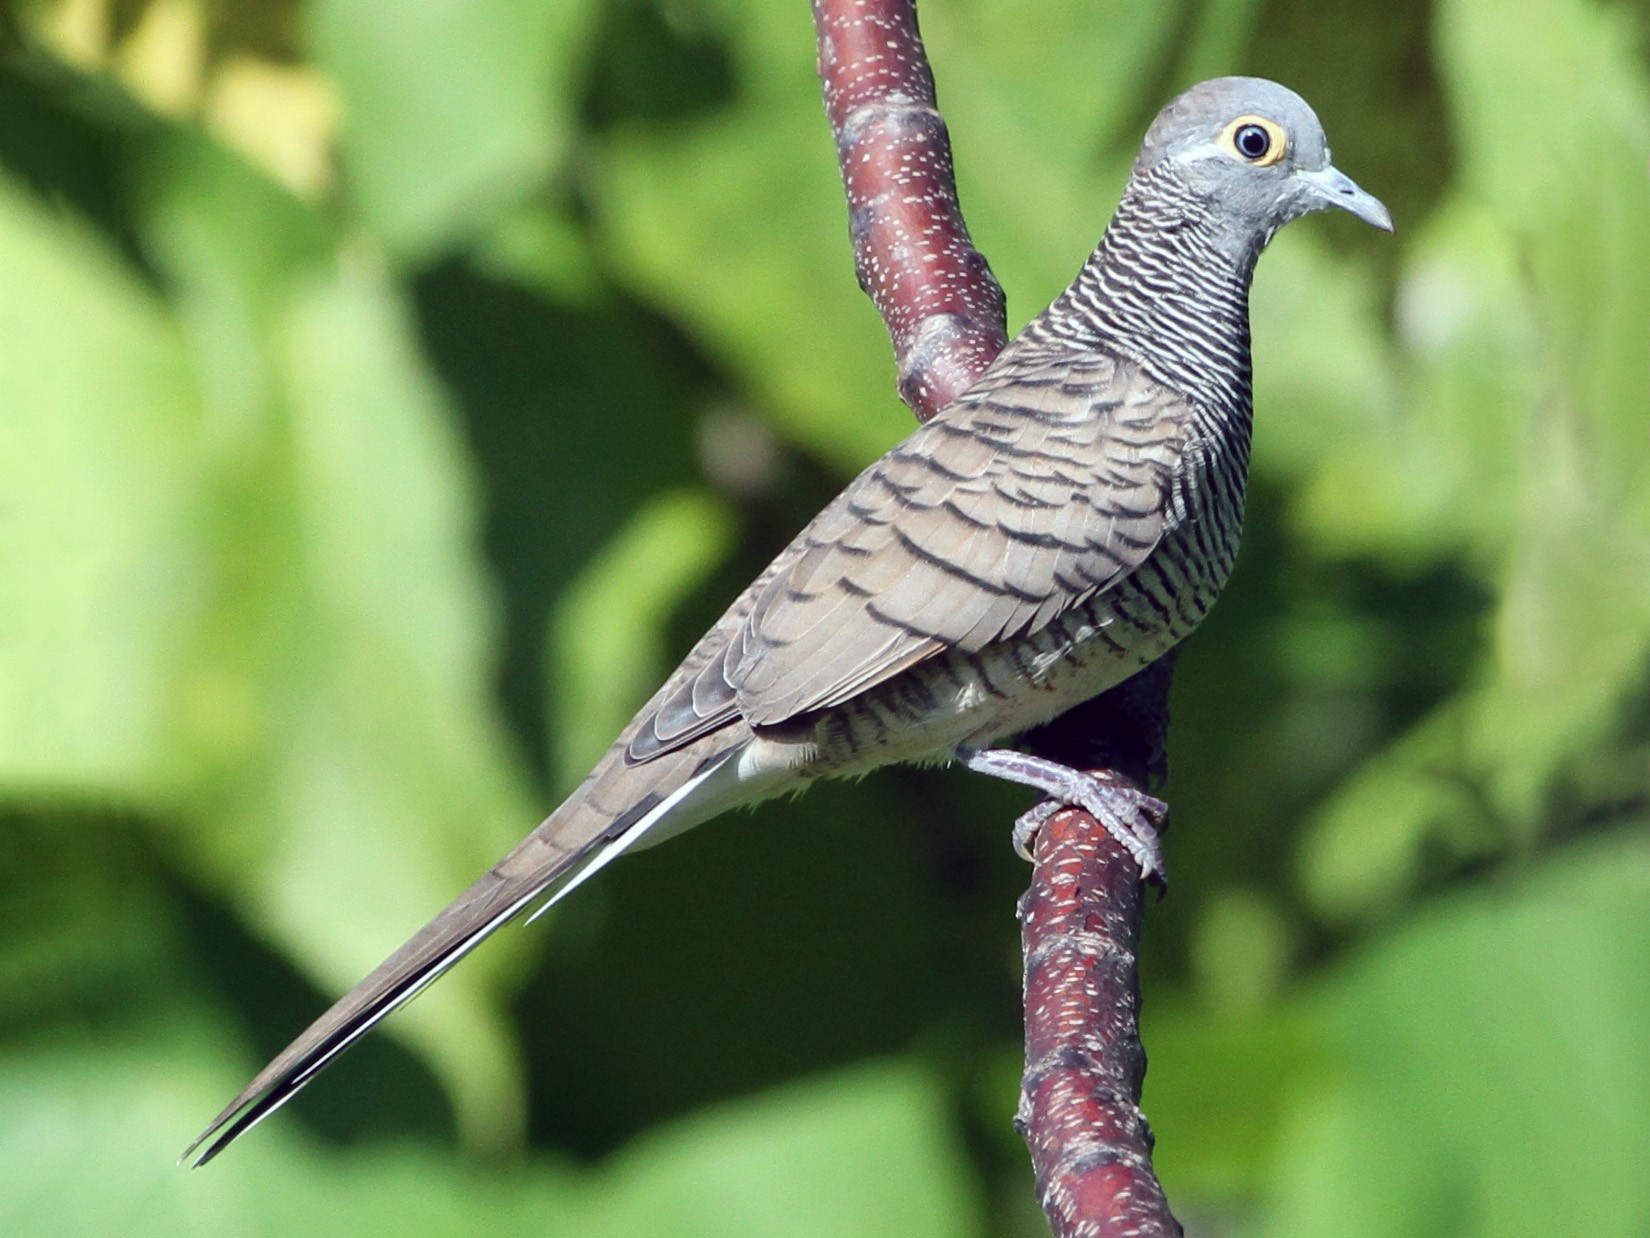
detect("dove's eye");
top-left (1222, 115), bottom-right (1287, 167)
top-left (1234, 124), bottom-right (1270, 159)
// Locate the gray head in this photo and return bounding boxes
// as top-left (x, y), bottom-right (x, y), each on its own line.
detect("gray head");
top-left (1132, 77), bottom-right (1391, 243)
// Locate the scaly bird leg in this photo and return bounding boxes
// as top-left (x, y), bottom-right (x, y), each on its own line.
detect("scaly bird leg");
top-left (960, 748), bottom-right (1168, 880)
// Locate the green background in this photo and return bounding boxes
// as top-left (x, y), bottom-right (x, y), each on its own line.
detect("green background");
top-left (3, 0), bottom-right (1649, 1233)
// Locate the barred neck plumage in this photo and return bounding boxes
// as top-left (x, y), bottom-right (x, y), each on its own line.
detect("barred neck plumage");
top-left (1025, 167), bottom-right (1259, 420)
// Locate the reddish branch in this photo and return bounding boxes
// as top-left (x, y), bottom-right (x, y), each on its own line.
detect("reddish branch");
top-left (811, 2), bottom-right (1181, 1234)
top-left (1019, 805), bottom-right (1175, 1236)
top-left (812, 0), bottom-right (1006, 420)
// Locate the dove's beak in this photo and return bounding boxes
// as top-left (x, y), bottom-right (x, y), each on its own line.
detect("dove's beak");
top-left (1299, 165), bottom-right (1393, 232)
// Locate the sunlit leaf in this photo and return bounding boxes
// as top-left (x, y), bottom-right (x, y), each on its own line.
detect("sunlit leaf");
top-left (219, 261), bottom-right (534, 1152)
top-left (311, 0), bottom-right (600, 258)
top-left (0, 1023), bottom-right (979, 1238)
top-left (0, 172), bottom-right (202, 799)
top-left (122, 130), bottom-right (537, 1151)
top-left (1265, 832), bottom-right (1650, 1237)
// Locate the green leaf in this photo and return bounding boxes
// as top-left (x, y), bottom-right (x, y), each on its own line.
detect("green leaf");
top-left (1434, 0), bottom-right (1650, 827)
top-left (1249, 228), bottom-right (1404, 553)
top-left (205, 261), bottom-right (534, 1153)
top-left (924, 0), bottom-right (1180, 308)
top-left (1267, 0), bottom-right (1650, 895)
top-left (0, 1015), bottom-right (575, 1238)
top-left (0, 171), bottom-right (202, 799)
top-left (126, 132), bottom-right (537, 1153)
top-left (0, 1021), bottom-right (980, 1238)
top-left (598, 2), bottom-right (1186, 471)
top-left (1297, 702), bottom-right (1491, 923)
top-left (1145, 1001), bottom-right (1325, 1202)
top-left (311, 0), bottom-right (601, 259)
top-left (575, 1062), bottom-right (983, 1238)
top-left (598, 10), bottom-right (904, 473)
top-left (548, 488), bottom-right (735, 787)
top-left (1263, 832), bottom-right (1650, 1237)
top-left (1439, 0), bottom-right (1650, 495)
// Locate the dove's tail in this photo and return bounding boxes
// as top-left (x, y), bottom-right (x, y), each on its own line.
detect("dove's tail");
top-left (182, 730), bottom-right (753, 1167)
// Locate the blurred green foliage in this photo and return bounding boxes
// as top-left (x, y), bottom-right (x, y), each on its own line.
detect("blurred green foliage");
top-left (2, 0), bottom-right (1648, 1234)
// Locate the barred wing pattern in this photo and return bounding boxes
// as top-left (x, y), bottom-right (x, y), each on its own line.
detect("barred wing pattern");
top-left (629, 345), bottom-right (1193, 757)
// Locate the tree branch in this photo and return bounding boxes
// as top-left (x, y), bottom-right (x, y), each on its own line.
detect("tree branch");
top-left (812, 0), bottom-right (1006, 419)
top-left (810, 2), bottom-right (1180, 1234)
top-left (1017, 663), bottom-right (1181, 1238)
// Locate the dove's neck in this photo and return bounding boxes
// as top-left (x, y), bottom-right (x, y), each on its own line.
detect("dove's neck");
top-left (1028, 170), bottom-right (1259, 422)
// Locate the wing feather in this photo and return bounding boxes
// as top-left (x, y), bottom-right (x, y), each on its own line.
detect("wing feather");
top-left (630, 343), bottom-right (1194, 749)
top-left (732, 345), bottom-right (1193, 725)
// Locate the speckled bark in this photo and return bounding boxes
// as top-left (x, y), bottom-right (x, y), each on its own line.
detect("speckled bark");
top-left (812, 0), bottom-right (1006, 420)
top-left (1017, 793), bottom-right (1181, 1238)
top-left (810, 2), bottom-right (1180, 1235)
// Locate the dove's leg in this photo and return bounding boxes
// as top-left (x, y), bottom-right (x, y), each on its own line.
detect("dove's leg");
top-left (960, 748), bottom-right (1167, 879)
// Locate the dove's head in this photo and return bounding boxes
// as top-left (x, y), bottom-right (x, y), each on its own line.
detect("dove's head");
top-left (1132, 77), bottom-right (1392, 247)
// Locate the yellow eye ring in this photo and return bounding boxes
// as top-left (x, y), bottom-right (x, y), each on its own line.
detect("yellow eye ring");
top-left (1221, 115), bottom-right (1288, 167)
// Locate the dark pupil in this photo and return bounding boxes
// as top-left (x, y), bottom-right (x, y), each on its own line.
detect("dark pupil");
top-left (1236, 124), bottom-right (1271, 159)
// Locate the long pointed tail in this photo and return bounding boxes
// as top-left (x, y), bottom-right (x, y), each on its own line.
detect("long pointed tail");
top-left (183, 734), bottom-right (748, 1166)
